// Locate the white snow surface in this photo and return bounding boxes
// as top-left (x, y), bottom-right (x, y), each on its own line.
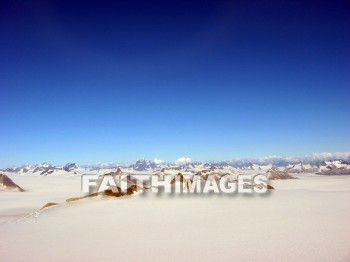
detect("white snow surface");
top-left (0, 173), bottom-right (350, 261)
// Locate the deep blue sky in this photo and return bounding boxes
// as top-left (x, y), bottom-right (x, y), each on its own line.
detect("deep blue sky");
top-left (0, 0), bottom-right (349, 166)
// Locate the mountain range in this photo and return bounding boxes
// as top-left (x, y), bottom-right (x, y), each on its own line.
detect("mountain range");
top-left (1, 158), bottom-right (350, 176)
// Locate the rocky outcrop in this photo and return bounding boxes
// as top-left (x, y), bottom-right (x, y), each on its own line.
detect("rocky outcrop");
top-left (104, 185), bottom-right (141, 197)
top-left (267, 168), bottom-right (297, 180)
top-left (101, 168), bottom-right (122, 177)
top-left (40, 169), bottom-right (55, 176)
top-left (41, 202), bottom-right (59, 210)
top-left (66, 185), bottom-right (142, 203)
top-left (0, 173), bottom-right (25, 192)
top-left (171, 173), bottom-right (185, 184)
top-left (66, 193), bottom-right (100, 202)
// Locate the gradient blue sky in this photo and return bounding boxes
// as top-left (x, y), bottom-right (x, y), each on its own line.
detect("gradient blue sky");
top-left (1, 0), bottom-right (349, 167)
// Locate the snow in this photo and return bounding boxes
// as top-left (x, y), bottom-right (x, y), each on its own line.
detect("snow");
top-left (0, 173), bottom-right (350, 261)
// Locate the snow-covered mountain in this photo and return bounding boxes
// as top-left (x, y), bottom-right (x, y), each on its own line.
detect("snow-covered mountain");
top-left (2, 162), bottom-right (80, 176)
top-left (63, 163), bottom-right (78, 172)
top-left (132, 159), bottom-right (157, 171)
top-left (1, 158), bottom-right (350, 177)
top-left (226, 152), bottom-right (350, 167)
top-left (82, 162), bottom-right (126, 169)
